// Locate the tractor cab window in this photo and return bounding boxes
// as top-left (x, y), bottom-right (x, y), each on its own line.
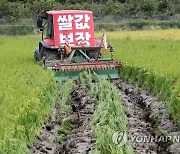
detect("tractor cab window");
top-left (46, 15), bottom-right (54, 39)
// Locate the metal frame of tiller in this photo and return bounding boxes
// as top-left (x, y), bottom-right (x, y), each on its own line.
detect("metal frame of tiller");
top-left (44, 46), bottom-right (122, 81)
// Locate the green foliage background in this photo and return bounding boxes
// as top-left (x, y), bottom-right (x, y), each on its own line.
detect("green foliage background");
top-left (0, 0), bottom-right (179, 23)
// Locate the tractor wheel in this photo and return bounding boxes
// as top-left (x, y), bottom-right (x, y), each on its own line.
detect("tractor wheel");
top-left (34, 48), bottom-right (42, 61)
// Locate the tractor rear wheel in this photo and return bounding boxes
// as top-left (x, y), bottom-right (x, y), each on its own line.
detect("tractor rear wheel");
top-left (40, 46), bottom-right (58, 60)
top-left (34, 48), bottom-right (41, 61)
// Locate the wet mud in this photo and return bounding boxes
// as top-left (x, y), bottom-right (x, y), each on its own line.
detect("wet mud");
top-left (29, 103), bottom-right (61, 154)
top-left (112, 80), bottom-right (180, 154)
top-left (30, 85), bottom-right (95, 154)
top-left (30, 80), bottom-right (180, 154)
top-left (57, 86), bottom-right (96, 154)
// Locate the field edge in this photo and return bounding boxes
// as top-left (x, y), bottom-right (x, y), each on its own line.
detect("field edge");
top-left (119, 65), bottom-right (180, 127)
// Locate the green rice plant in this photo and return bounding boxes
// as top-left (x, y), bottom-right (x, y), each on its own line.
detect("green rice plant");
top-left (56, 80), bottom-right (75, 143)
top-left (58, 115), bottom-right (75, 143)
top-left (170, 96), bottom-right (180, 122)
top-left (153, 76), bottom-right (165, 95)
top-left (78, 71), bottom-right (94, 88)
top-left (160, 78), bottom-right (172, 99)
top-left (59, 134), bottom-right (66, 143)
top-left (136, 68), bottom-right (148, 86)
top-left (62, 115), bottom-right (75, 131)
top-left (56, 80), bottom-right (75, 112)
top-left (119, 65), bottom-right (131, 81)
top-left (146, 74), bottom-right (155, 93)
top-left (0, 36), bottom-right (56, 153)
top-left (129, 67), bottom-right (140, 84)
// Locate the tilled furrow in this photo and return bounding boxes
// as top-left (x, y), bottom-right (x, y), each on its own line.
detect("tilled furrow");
top-left (56, 85), bottom-right (96, 154)
top-left (112, 80), bottom-right (180, 154)
top-left (30, 85), bottom-right (96, 154)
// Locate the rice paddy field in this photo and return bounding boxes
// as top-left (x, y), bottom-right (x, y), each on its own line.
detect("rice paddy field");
top-left (0, 36), bottom-right (56, 153)
top-left (0, 29), bottom-right (179, 153)
top-left (97, 29), bottom-right (180, 81)
top-left (99, 29), bottom-right (180, 123)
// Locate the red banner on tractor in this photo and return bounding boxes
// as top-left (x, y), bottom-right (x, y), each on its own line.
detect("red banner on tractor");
top-left (50, 10), bottom-right (96, 48)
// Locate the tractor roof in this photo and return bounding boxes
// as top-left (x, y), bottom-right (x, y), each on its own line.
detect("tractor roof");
top-left (47, 10), bottom-right (92, 15)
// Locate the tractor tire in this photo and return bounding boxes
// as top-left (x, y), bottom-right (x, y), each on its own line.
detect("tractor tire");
top-left (34, 48), bottom-right (42, 61)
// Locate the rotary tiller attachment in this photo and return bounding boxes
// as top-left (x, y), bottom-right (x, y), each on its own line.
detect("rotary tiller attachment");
top-left (45, 61), bottom-right (122, 81)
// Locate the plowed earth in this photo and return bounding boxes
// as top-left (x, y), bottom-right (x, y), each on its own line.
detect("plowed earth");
top-left (30, 85), bottom-right (96, 154)
top-left (30, 80), bottom-right (180, 154)
top-left (112, 80), bottom-right (180, 154)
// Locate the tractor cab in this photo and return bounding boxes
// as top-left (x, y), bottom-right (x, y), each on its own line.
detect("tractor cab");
top-left (34, 10), bottom-right (121, 81)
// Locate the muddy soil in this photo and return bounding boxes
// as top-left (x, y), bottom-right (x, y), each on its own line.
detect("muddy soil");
top-left (30, 85), bottom-right (96, 154)
top-left (57, 86), bottom-right (96, 154)
top-left (30, 79), bottom-right (180, 154)
top-left (112, 80), bottom-right (180, 154)
top-left (29, 100), bottom-right (62, 154)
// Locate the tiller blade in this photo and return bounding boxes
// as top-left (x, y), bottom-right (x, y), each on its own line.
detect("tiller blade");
top-left (49, 61), bottom-right (122, 81)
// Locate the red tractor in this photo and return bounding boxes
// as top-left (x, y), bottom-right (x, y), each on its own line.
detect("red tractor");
top-left (35, 10), bottom-right (121, 80)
